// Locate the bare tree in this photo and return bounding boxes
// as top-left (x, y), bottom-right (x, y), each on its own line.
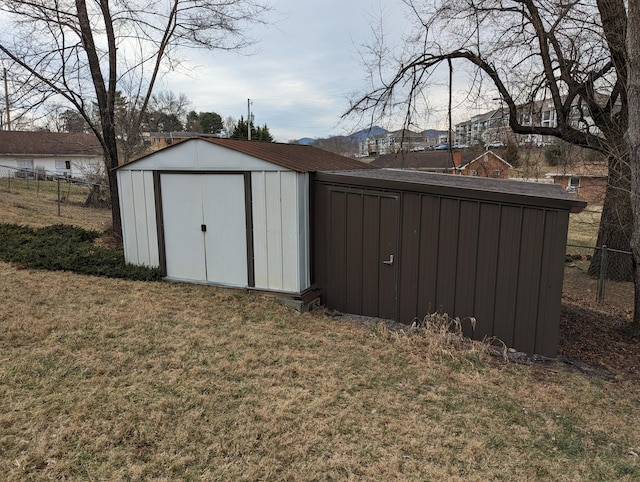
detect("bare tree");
top-left (223, 115), bottom-right (237, 138)
top-left (0, 0), bottom-right (270, 239)
top-left (347, 0), bottom-right (640, 328)
top-left (629, 0), bottom-right (640, 331)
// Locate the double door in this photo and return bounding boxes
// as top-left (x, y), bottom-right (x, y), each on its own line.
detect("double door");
top-left (161, 173), bottom-right (248, 286)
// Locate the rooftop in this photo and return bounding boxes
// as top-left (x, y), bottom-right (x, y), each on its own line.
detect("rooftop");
top-left (0, 131), bottom-right (102, 156)
top-left (317, 168), bottom-right (586, 213)
top-left (201, 138), bottom-right (374, 172)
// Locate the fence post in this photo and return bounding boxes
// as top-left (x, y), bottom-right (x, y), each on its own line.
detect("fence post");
top-left (57, 178), bottom-right (61, 216)
top-left (597, 245), bottom-right (607, 302)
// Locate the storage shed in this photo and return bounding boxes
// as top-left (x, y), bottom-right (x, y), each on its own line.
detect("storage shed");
top-left (117, 138), bottom-right (371, 297)
top-left (313, 169), bottom-right (586, 357)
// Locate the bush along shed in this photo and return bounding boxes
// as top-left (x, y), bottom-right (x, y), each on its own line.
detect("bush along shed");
top-left (313, 169), bottom-right (586, 357)
top-left (117, 138), bottom-right (585, 357)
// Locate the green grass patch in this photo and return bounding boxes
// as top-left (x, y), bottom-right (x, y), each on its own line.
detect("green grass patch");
top-left (0, 223), bottom-right (161, 281)
top-left (567, 209), bottom-right (601, 247)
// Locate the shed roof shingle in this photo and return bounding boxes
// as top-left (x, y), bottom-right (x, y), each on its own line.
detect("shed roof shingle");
top-left (0, 131), bottom-right (102, 156)
top-left (201, 138), bottom-right (373, 172)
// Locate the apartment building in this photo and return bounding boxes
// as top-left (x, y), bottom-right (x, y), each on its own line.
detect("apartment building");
top-left (359, 129), bottom-right (449, 157)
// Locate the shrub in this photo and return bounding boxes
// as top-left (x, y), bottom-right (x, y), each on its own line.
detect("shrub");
top-left (544, 143), bottom-right (563, 166)
top-left (0, 223), bottom-right (162, 281)
top-left (503, 141), bottom-right (520, 167)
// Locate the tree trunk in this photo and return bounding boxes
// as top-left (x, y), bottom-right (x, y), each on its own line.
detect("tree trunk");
top-left (588, 154), bottom-right (634, 281)
top-left (103, 134), bottom-right (122, 242)
top-left (627, 0), bottom-right (640, 333)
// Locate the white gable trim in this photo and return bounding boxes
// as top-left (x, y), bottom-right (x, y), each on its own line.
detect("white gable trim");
top-left (119, 139), bottom-right (290, 172)
top-left (459, 150), bottom-right (514, 169)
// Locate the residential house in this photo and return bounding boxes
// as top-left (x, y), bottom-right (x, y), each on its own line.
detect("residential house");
top-left (546, 162), bottom-right (608, 206)
top-left (0, 131), bottom-right (103, 179)
top-left (371, 149), bottom-right (512, 179)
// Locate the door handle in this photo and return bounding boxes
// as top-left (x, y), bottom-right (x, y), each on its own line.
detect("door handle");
top-left (201, 224), bottom-right (207, 232)
top-left (383, 254), bottom-right (394, 265)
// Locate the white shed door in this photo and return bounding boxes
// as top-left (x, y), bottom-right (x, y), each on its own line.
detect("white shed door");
top-left (161, 174), bottom-right (248, 286)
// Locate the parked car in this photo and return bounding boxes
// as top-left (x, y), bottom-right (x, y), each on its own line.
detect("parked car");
top-left (484, 141), bottom-right (505, 148)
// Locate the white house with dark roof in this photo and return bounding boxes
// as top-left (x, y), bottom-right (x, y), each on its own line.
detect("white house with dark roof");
top-left (0, 131), bottom-right (104, 179)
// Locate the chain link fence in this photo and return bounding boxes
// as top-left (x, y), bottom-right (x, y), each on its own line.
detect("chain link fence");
top-left (0, 164), bottom-right (112, 232)
top-left (563, 208), bottom-right (634, 310)
top-left (565, 244), bottom-right (633, 302)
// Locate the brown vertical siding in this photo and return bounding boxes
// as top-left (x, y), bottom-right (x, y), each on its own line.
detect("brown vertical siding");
top-left (399, 193), bottom-right (422, 323)
top-left (512, 208), bottom-right (546, 353)
top-left (345, 193), bottom-right (364, 314)
top-left (473, 203), bottom-right (501, 339)
top-left (327, 190), bottom-right (347, 311)
top-left (361, 195), bottom-right (381, 317)
top-left (535, 211), bottom-right (569, 355)
top-left (378, 196), bottom-right (399, 319)
top-left (455, 201), bottom-right (480, 337)
top-left (493, 205), bottom-right (523, 346)
top-left (313, 175), bottom-right (575, 357)
top-left (312, 182), bottom-right (327, 292)
top-left (416, 196), bottom-right (440, 318)
top-left (436, 198), bottom-right (460, 313)
top-left (416, 196), bottom-right (440, 323)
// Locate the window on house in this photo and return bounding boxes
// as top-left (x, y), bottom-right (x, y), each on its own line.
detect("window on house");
top-left (568, 177), bottom-right (580, 190)
top-left (470, 170), bottom-right (478, 176)
top-left (17, 159), bottom-right (34, 170)
top-left (493, 170), bottom-right (501, 177)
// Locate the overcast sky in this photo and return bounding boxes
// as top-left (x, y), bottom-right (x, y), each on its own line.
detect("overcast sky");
top-left (160, 0), bottom-right (432, 142)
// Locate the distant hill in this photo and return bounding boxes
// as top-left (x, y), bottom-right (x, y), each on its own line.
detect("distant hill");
top-left (296, 137), bottom-right (315, 145)
top-left (291, 126), bottom-right (447, 151)
top-left (422, 129), bottom-right (448, 137)
top-left (291, 126), bottom-right (388, 146)
top-left (348, 126), bottom-right (387, 141)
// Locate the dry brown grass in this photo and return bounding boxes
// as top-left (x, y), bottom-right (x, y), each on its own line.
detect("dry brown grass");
top-left (1, 172), bottom-right (639, 480)
top-left (568, 209), bottom-right (601, 247)
top-left (1, 263), bottom-right (640, 480)
top-left (0, 184), bottom-right (111, 231)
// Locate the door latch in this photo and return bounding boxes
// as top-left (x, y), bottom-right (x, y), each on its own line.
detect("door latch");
top-left (201, 224), bottom-right (207, 232)
top-left (383, 254), bottom-right (394, 266)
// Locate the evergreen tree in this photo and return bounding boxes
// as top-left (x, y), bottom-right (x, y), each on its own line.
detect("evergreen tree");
top-left (256, 124), bottom-right (274, 142)
top-left (198, 112), bottom-right (224, 134)
top-left (186, 111), bottom-right (201, 132)
top-left (230, 116), bottom-right (273, 141)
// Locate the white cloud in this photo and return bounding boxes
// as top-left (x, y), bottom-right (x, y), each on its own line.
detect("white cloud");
top-left (158, 0), bottom-right (423, 141)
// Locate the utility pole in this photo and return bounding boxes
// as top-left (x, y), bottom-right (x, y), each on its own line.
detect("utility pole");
top-left (247, 98), bottom-right (251, 140)
top-left (3, 68), bottom-right (10, 131)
